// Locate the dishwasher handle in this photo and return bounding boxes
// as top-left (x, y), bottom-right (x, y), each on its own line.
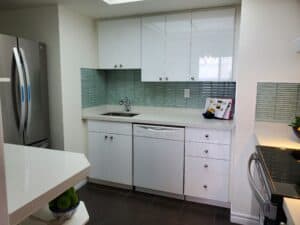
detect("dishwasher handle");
top-left (138, 126), bottom-right (180, 132)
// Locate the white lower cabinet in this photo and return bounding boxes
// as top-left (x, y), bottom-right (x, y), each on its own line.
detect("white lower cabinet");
top-left (87, 120), bottom-right (232, 205)
top-left (88, 121), bottom-right (132, 186)
top-left (185, 157), bottom-right (229, 202)
top-left (184, 128), bottom-right (231, 204)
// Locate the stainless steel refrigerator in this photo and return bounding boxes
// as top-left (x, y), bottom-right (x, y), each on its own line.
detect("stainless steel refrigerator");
top-left (0, 33), bottom-right (50, 147)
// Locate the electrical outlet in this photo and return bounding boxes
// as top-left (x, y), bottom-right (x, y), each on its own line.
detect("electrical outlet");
top-left (184, 89), bottom-right (190, 98)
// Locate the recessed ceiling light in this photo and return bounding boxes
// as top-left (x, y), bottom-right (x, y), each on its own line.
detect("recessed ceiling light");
top-left (103, 0), bottom-right (144, 5)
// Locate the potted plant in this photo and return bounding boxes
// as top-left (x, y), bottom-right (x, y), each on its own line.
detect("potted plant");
top-left (289, 116), bottom-right (300, 138)
top-left (49, 187), bottom-right (79, 220)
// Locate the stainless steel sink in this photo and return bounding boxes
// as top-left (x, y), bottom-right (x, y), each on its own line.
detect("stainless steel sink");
top-left (101, 112), bottom-right (139, 117)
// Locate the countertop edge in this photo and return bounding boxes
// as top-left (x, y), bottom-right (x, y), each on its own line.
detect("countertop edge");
top-left (82, 115), bottom-right (235, 131)
top-left (283, 198), bottom-right (300, 225)
top-left (9, 168), bottom-right (89, 225)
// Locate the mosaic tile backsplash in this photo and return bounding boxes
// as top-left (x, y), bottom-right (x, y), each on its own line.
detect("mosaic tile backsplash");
top-left (81, 68), bottom-right (236, 109)
top-left (256, 82), bottom-right (300, 123)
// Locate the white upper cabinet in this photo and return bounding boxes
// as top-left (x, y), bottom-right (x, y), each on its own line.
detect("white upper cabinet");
top-left (98, 18), bottom-right (141, 69)
top-left (141, 15), bottom-right (165, 82)
top-left (165, 13), bottom-right (191, 82)
top-left (142, 13), bottom-right (192, 82)
top-left (190, 8), bottom-right (236, 81)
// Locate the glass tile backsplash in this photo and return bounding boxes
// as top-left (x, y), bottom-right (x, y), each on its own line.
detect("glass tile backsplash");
top-left (256, 82), bottom-right (300, 123)
top-left (81, 68), bottom-right (236, 109)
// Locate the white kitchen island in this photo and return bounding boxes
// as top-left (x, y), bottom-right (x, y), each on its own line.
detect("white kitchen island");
top-left (4, 144), bottom-right (90, 225)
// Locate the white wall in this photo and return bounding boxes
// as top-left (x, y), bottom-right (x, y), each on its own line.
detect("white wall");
top-left (231, 0), bottom-right (300, 223)
top-left (58, 5), bottom-right (98, 154)
top-left (0, 6), bottom-right (64, 149)
top-left (0, 105), bottom-right (9, 225)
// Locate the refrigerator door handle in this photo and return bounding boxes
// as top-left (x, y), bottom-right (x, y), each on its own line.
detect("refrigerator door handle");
top-left (12, 47), bottom-right (26, 134)
top-left (19, 48), bottom-right (31, 132)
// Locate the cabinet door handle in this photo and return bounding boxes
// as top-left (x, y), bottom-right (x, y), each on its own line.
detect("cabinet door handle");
top-left (165, 77), bottom-right (168, 81)
top-left (110, 136), bottom-right (113, 140)
top-left (204, 164), bottom-right (208, 168)
top-left (204, 150), bottom-right (209, 154)
top-left (119, 64), bottom-right (123, 68)
top-left (114, 64), bottom-right (118, 68)
top-left (159, 77), bottom-right (162, 81)
top-left (203, 185), bottom-right (208, 189)
top-left (105, 135), bottom-right (108, 140)
top-left (205, 134), bottom-right (209, 138)
top-left (191, 76), bottom-right (195, 81)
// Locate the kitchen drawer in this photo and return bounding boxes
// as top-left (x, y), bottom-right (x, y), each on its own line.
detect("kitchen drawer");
top-left (88, 121), bottom-right (132, 135)
top-left (185, 128), bottom-right (231, 144)
top-left (185, 157), bottom-right (229, 202)
top-left (185, 142), bottom-right (230, 160)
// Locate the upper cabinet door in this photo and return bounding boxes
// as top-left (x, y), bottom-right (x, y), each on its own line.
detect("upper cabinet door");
top-left (98, 18), bottom-right (141, 69)
top-left (141, 15), bottom-right (166, 82)
top-left (165, 13), bottom-right (191, 82)
top-left (190, 8), bottom-right (236, 81)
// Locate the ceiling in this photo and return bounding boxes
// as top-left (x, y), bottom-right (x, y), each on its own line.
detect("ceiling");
top-left (0, 0), bottom-right (241, 19)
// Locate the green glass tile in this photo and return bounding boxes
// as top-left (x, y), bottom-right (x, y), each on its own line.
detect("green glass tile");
top-left (81, 68), bottom-right (236, 110)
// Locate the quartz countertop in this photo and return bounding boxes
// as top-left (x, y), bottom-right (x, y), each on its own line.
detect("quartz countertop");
top-left (283, 198), bottom-right (300, 225)
top-left (4, 144), bottom-right (90, 225)
top-left (82, 105), bottom-right (235, 130)
top-left (255, 122), bottom-right (300, 149)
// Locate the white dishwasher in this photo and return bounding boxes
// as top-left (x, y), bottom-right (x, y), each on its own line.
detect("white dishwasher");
top-left (133, 124), bottom-right (184, 195)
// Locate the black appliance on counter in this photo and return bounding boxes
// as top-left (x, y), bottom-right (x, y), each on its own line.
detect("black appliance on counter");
top-left (248, 146), bottom-right (300, 225)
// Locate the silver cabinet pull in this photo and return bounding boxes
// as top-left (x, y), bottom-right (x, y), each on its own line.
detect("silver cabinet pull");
top-left (204, 150), bottom-right (209, 154)
top-left (204, 164), bottom-right (208, 168)
top-left (203, 185), bottom-right (208, 189)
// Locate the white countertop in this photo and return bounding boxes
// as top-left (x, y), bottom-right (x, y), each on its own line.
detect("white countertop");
top-left (255, 122), bottom-right (300, 149)
top-left (4, 144), bottom-right (90, 225)
top-left (82, 105), bottom-right (235, 130)
top-left (283, 198), bottom-right (300, 225)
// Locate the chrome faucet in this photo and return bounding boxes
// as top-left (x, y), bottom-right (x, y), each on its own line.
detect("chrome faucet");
top-left (119, 97), bottom-right (131, 112)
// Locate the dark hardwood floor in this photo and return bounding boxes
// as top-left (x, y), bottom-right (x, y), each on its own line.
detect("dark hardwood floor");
top-left (78, 183), bottom-right (237, 225)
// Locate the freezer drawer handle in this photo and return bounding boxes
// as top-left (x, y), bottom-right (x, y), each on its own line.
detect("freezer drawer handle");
top-left (12, 47), bottom-right (26, 134)
top-left (248, 153), bottom-right (277, 220)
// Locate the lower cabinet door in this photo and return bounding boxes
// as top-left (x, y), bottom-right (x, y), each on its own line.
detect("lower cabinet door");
top-left (88, 132), bottom-right (110, 181)
top-left (107, 134), bottom-right (132, 185)
top-left (184, 157), bottom-right (229, 202)
top-left (88, 132), bottom-right (132, 186)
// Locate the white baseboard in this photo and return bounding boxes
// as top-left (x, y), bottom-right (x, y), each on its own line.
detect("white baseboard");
top-left (231, 211), bottom-right (259, 225)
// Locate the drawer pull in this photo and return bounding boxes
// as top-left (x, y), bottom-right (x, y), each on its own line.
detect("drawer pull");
top-left (203, 185), bottom-right (208, 189)
top-left (104, 135), bottom-right (108, 139)
top-left (204, 150), bottom-right (209, 154)
top-left (204, 164), bottom-right (208, 168)
top-left (110, 136), bottom-right (113, 140)
top-left (205, 134), bottom-right (209, 138)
